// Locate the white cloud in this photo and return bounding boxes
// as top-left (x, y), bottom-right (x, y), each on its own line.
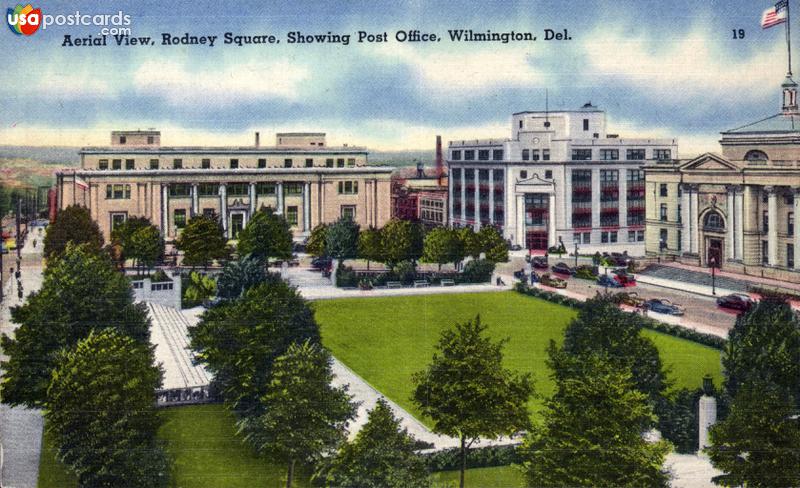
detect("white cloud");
top-left (132, 59), bottom-right (310, 105)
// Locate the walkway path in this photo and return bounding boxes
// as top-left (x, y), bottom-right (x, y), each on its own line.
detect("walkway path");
top-left (148, 303), bottom-right (210, 390)
top-left (0, 225), bottom-right (45, 488)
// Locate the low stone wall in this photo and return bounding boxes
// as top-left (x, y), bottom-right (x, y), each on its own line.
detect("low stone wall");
top-left (155, 384), bottom-right (216, 408)
top-left (132, 274), bottom-right (182, 308)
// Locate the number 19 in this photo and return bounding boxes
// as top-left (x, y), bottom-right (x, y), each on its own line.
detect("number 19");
top-left (733, 29), bottom-right (745, 39)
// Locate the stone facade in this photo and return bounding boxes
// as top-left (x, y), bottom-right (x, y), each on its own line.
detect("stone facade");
top-left (645, 77), bottom-right (800, 282)
top-left (56, 131), bottom-right (393, 241)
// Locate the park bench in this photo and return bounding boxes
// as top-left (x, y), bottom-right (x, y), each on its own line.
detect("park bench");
top-left (413, 280), bottom-right (430, 288)
top-left (386, 281), bottom-right (403, 288)
top-left (440, 279), bottom-right (456, 287)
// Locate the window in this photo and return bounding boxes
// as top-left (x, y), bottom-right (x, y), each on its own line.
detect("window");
top-left (601, 231), bottom-right (618, 243)
top-left (110, 212), bottom-right (127, 230)
top-left (745, 150), bottom-right (769, 162)
top-left (572, 149), bottom-right (592, 160)
top-left (583, 119), bottom-right (589, 131)
top-left (789, 212), bottom-right (794, 235)
top-left (704, 211), bottom-right (724, 231)
top-left (677, 230), bottom-right (682, 250)
top-left (198, 183), bottom-right (219, 196)
top-left (492, 149), bottom-right (503, 160)
top-left (573, 232), bottom-right (591, 244)
top-left (660, 203), bottom-right (667, 221)
top-left (628, 231), bottom-right (637, 243)
top-left (326, 158), bottom-right (334, 168)
top-left (341, 205), bottom-right (356, 220)
top-left (112, 159), bottom-right (122, 170)
top-left (147, 136), bottom-right (154, 144)
top-left (520, 170), bottom-right (528, 179)
top-left (677, 204), bottom-right (682, 223)
top-left (228, 183), bottom-right (248, 196)
top-left (626, 149), bottom-right (645, 160)
top-left (532, 149), bottom-right (540, 161)
top-left (286, 206), bottom-right (298, 225)
top-left (337, 158), bottom-right (345, 168)
top-left (655, 149), bottom-right (672, 161)
top-left (600, 149), bottom-right (619, 160)
top-left (464, 150), bottom-right (475, 160)
top-left (519, 120), bottom-right (523, 129)
top-left (522, 149), bottom-right (530, 160)
top-left (763, 210), bottom-right (769, 233)
top-left (173, 159), bottom-right (183, 169)
top-left (542, 149), bottom-right (550, 161)
top-left (174, 209), bottom-right (186, 229)
top-left (169, 183), bottom-right (191, 197)
top-left (256, 182), bottom-right (276, 195)
top-left (478, 150), bottom-right (490, 161)
top-left (106, 184), bottom-right (131, 199)
top-left (125, 159), bottom-right (134, 170)
top-left (545, 170), bottom-right (553, 179)
top-left (99, 159), bottom-right (108, 170)
top-left (347, 158), bottom-right (356, 167)
top-left (284, 159), bottom-right (293, 168)
top-left (285, 182), bottom-right (303, 195)
top-left (306, 158), bottom-right (314, 168)
top-left (119, 135), bottom-right (126, 144)
top-left (202, 158), bottom-right (211, 169)
top-left (149, 159), bottom-right (159, 170)
top-left (451, 150), bottom-right (462, 160)
top-left (338, 181), bottom-right (359, 194)
top-left (762, 241), bottom-right (769, 264)
top-left (789, 243), bottom-right (795, 268)
top-left (258, 158), bottom-right (267, 168)
top-left (202, 208), bottom-right (216, 219)
top-left (660, 184), bottom-right (668, 197)
top-left (659, 229), bottom-right (668, 250)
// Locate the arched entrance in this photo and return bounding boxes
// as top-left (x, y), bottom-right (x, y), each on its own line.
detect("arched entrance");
top-left (702, 209), bottom-right (725, 268)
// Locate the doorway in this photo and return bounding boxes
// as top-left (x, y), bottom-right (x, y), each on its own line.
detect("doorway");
top-left (707, 238), bottom-right (723, 268)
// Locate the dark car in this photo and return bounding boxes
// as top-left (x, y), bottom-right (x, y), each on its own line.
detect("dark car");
top-left (311, 256), bottom-right (332, 271)
top-left (612, 268), bottom-right (636, 285)
top-left (531, 256), bottom-right (549, 269)
top-left (551, 262), bottom-right (575, 276)
top-left (513, 269), bottom-right (527, 280)
top-left (597, 274), bottom-right (623, 288)
top-left (644, 298), bottom-right (685, 316)
top-left (716, 293), bottom-right (753, 312)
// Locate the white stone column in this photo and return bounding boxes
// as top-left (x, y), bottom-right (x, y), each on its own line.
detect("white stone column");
top-left (516, 194), bottom-right (525, 248)
top-left (564, 168), bottom-right (573, 230)
top-left (736, 187), bottom-right (744, 260)
top-left (488, 169), bottom-right (495, 225)
top-left (460, 170), bottom-right (466, 223)
top-left (795, 189), bottom-right (800, 269)
top-left (767, 186), bottom-right (778, 266)
top-left (303, 182), bottom-right (311, 231)
top-left (698, 394), bottom-right (717, 453)
top-left (473, 169), bottom-right (480, 230)
top-left (690, 185), bottom-right (700, 254)
top-left (681, 184), bottom-right (691, 253)
top-left (161, 183), bottom-right (169, 237)
top-left (726, 186), bottom-right (736, 260)
top-left (448, 168), bottom-right (455, 226)
top-left (548, 192), bottom-right (557, 247)
top-left (219, 183), bottom-right (228, 237)
top-left (191, 183), bottom-right (199, 217)
top-left (276, 182), bottom-right (284, 215)
top-left (249, 182), bottom-right (256, 216)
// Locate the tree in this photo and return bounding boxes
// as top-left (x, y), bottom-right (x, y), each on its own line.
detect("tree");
top-left (380, 219), bottom-right (423, 268)
top-left (476, 226), bottom-right (508, 263)
top-left (357, 227), bottom-right (383, 270)
top-left (110, 216), bottom-right (151, 264)
top-left (242, 341), bottom-right (356, 488)
top-left (412, 316), bottom-right (532, 488)
top-left (321, 398), bottom-right (431, 488)
top-left (561, 293), bottom-right (668, 406)
top-left (129, 224), bottom-right (164, 275)
top-left (236, 207), bottom-right (293, 262)
top-left (306, 223), bottom-right (329, 258)
top-left (188, 280), bottom-right (320, 417)
top-left (175, 214), bottom-right (229, 268)
top-left (1, 243), bottom-right (150, 407)
top-left (43, 205), bottom-right (103, 257)
top-left (707, 380), bottom-right (800, 488)
top-left (46, 329), bottom-right (168, 488)
top-left (216, 253), bottom-right (279, 300)
top-left (520, 345), bottom-right (670, 488)
top-left (422, 227), bottom-right (463, 271)
top-left (326, 216), bottom-right (360, 261)
top-left (456, 227), bottom-right (481, 260)
top-left (182, 271), bottom-right (216, 307)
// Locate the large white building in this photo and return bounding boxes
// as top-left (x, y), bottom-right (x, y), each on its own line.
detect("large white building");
top-left (447, 104), bottom-right (678, 254)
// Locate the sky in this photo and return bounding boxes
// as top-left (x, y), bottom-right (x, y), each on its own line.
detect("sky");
top-left (0, 0), bottom-right (796, 157)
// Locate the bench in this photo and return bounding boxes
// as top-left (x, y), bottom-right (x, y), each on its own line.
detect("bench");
top-left (440, 279), bottom-right (456, 287)
top-left (414, 280), bottom-right (430, 288)
top-left (386, 281), bottom-right (403, 288)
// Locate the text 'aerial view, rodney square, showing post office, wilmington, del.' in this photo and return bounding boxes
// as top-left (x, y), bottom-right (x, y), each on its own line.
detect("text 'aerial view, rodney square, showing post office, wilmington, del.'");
top-left (4, 1), bottom-right (800, 488)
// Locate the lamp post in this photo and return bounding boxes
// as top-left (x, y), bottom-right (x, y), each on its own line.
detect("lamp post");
top-left (710, 257), bottom-right (717, 296)
top-left (574, 242), bottom-right (579, 268)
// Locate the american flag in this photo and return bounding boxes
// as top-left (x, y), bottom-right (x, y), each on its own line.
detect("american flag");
top-left (762, 0), bottom-right (788, 29)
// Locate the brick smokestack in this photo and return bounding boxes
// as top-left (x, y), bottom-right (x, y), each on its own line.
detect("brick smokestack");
top-left (435, 135), bottom-right (444, 187)
top-left (255, 131), bottom-right (260, 148)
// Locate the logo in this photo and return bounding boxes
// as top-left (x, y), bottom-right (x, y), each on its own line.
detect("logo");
top-left (7, 3), bottom-right (40, 36)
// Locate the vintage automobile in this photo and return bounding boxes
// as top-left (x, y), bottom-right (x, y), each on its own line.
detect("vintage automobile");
top-left (644, 298), bottom-right (685, 316)
top-left (540, 273), bottom-right (567, 289)
top-left (531, 256), bottom-right (549, 269)
top-left (551, 262), bottom-right (575, 276)
top-left (613, 291), bottom-right (646, 308)
top-left (597, 274), bottom-right (623, 288)
top-left (311, 256), bottom-right (332, 271)
top-left (611, 268), bottom-right (636, 285)
top-left (716, 293), bottom-right (754, 312)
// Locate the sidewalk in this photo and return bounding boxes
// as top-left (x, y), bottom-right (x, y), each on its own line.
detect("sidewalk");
top-left (659, 261), bottom-right (800, 292)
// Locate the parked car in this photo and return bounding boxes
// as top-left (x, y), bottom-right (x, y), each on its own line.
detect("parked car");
top-left (644, 298), bottom-right (685, 316)
top-left (597, 274), bottom-right (623, 288)
top-left (612, 268), bottom-right (636, 285)
top-left (716, 293), bottom-right (754, 312)
top-left (574, 265), bottom-right (598, 279)
top-left (540, 273), bottom-right (567, 289)
top-left (311, 256), bottom-right (332, 271)
top-left (513, 268), bottom-right (527, 280)
top-left (551, 262), bottom-right (575, 276)
top-left (613, 291), bottom-right (646, 308)
top-left (531, 256), bottom-right (549, 269)
top-left (603, 251), bottom-right (631, 267)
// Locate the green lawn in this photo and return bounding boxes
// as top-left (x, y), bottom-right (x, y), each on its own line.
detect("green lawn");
top-left (432, 465), bottom-right (526, 488)
top-left (315, 291), bottom-right (724, 425)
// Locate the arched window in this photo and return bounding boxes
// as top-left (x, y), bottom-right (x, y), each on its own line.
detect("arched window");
top-left (704, 211), bottom-right (724, 231)
top-left (744, 150), bottom-right (769, 161)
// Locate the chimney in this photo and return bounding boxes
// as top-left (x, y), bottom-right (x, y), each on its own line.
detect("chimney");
top-left (435, 135), bottom-right (444, 187)
top-left (255, 131), bottom-right (260, 148)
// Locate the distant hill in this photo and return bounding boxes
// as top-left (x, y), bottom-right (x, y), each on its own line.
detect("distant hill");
top-left (369, 150), bottom-right (436, 167)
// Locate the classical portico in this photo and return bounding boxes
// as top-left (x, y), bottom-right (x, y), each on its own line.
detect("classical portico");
top-left (513, 175), bottom-right (557, 250)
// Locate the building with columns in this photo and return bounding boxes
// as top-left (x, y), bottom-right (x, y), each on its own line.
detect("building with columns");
top-left (645, 76), bottom-right (800, 281)
top-left (447, 104), bottom-right (678, 254)
top-left (56, 130), bottom-right (393, 241)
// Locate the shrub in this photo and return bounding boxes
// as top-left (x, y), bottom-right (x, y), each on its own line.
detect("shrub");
top-left (394, 260), bottom-right (417, 285)
top-left (335, 263), bottom-right (358, 288)
top-left (422, 444), bottom-right (521, 472)
top-left (151, 269), bottom-right (171, 282)
top-left (462, 259), bottom-right (495, 283)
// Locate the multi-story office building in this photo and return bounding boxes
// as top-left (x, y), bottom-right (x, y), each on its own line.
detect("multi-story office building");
top-left (645, 76), bottom-right (800, 282)
top-left (448, 104), bottom-right (678, 254)
top-left (56, 130), bottom-right (393, 241)
top-left (391, 165), bottom-right (448, 228)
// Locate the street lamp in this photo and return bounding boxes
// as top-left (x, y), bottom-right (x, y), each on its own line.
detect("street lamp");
top-left (710, 257), bottom-right (717, 296)
top-left (574, 242), bottom-right (579, 268)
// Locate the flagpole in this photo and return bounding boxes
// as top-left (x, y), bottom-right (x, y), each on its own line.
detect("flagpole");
top-left (788, 0), bottom-right (793, 76)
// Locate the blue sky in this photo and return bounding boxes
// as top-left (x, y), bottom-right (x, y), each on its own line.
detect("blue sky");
top-left (0, 0), bottom-right (795, 156)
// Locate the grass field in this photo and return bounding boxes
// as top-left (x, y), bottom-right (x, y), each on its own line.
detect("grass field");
top-left (315, 291), bottom-right (724, 425)
top-left (432, 465), bottom-right (526, 487)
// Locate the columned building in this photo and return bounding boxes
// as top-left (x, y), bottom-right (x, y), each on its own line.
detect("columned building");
top-left (645, 76), bottom-right (800, 282)
top-left (56, 131), bottom-right (393, 241)
top-left (448, 104), bottom-right (678, 254)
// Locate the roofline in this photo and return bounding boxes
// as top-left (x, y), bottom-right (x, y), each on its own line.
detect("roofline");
top-left (512, 109), bottom-right (604, 116)
top-left (58, 167), bottom-right (395, 177)
top-left (79, 146), bottom-right (368, 155)
top-left (275, 132), bottom-right (326, 136)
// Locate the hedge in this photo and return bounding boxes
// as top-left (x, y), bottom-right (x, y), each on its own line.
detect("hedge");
top-left (421, 444), bottom-right (521, 472)
top-left (514, 282), bottom-right (726, 350)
